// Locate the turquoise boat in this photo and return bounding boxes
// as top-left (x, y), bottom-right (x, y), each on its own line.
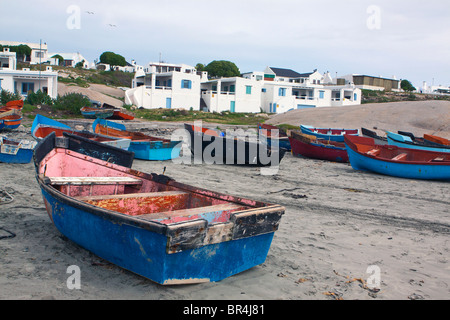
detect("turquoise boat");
top-left (386, 131), bottom-right (450, 153)
top-left (301, 125), bottom-right (359, 142)
top-left (93, 119), bottom-right (181, 161)
top-left (34, 132), bottom-right (284, 285)
top-left (345, 135), bottom-right (450, 181)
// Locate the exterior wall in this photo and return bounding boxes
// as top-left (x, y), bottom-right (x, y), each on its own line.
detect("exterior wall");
top-left (125, 70), bottom-right (201, 110)
top-left (0, 41), bottom-right (49, 65)
top-left (201, 77), bottom-right (262, 113)
top-left (0, 49), bottom-right (16, 70)
top-left (0, 69), bottom-right (58, 98)
top-left (0, 49), bottom-right (58, 98)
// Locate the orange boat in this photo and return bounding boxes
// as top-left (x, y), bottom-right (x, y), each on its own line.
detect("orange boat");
top-left (5, 100), bottom-right (24, 110)
top-left (424, 134), bottom-right (450, 146)
top-left (0, 114), bottom-right (22, 130)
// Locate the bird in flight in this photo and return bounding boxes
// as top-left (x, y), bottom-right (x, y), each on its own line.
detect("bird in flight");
top-left (85, 11), bottom-right (94, 14)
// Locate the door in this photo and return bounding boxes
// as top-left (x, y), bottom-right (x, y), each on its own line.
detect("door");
top-left (230, 101), bottom-right (235, 113)
top-left (166, 98), bottom-right (172, 109)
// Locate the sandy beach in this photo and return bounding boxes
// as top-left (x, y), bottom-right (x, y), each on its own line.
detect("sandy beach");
top-left (0, 100), bottom-right (449, 300)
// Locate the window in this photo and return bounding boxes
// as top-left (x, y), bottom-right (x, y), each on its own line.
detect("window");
top-left (319, 91), bottom-right (325, 99)
top-left (21, 82), bottom-right (35, 95)
top-left (262, 88), bottom-right (266, 93)
top-left (35, 51), bottom-right (44, 58)
top-left (279, 88), bottom-right (286, 96)
top-left (181, 80), bottom-right (192, 89)
top-left (354, 93), bottom-right (358, 101)
top-left (0, 79), bottom-right (2, 90)
top-left (246, 86), bottom-right (252, 95)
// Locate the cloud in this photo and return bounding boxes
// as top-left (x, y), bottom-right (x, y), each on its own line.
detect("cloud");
top-left (2, 0), bottom-right (449, 86)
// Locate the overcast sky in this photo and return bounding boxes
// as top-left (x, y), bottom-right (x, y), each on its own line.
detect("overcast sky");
top-left (2, 0), bottom-right (449, 88)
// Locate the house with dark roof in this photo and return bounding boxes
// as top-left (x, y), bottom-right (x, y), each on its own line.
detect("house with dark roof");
top-left (264, 67), bottom-right (324, 85)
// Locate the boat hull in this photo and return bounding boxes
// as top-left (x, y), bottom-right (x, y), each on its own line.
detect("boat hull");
top-left (0, 115), bottom-right (22, 130)
top-left (387, 132), bottom-right (450, 153)
top-left (289, 134), bottom-right (349, 163)
top-left (300, 125), bottom-right (358, 142)
top-left (34, 133), bottom-right (284, 285)
top-left (185, 124), bottom-right (286, 166)
top-left (345, 135), bottom-right (450, 181)
top-left (130, 140), bottom-right (182, 161)
top-left (93, 119), bottom-right (181, 161)
top-left (40, 186), bottom-right (274, 284)
top-left (0, 147), bottom-right (34, 163)
top-left (81, 107), bottom-right (114, 119)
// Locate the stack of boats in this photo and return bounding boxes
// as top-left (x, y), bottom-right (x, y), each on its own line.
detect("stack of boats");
top-left (259, 123), bottom-right (449, 181)
top-left (0, 100), bottom-right (23, 131)
top-left (0, 100), bottom-right (37, 164)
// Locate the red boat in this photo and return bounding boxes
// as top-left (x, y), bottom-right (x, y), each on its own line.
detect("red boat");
top-left (5, 100), bottom-right (24, 110)
top-left (289, 131), bottom-right (349, 163)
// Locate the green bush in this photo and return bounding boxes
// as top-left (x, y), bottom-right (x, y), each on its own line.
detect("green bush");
top-left (52, 93), bottom-right (91, 115)
top-left (0, 89), bottom-right (22, 105)
top-left (25, 90), bottom-right (54, 105)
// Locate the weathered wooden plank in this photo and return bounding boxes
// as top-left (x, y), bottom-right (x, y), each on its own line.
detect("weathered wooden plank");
top-left (203, 222), bottom-right (233, 245)
top-left (231, 206), bottom-right (284, 240)
top-left (165, 219), bottom-right (208, 254)
top-left (47, 176), bottom-right (142, 185)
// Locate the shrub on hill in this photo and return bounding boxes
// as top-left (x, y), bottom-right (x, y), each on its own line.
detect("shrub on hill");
top-left (52, 93), bottom-right (91, 115)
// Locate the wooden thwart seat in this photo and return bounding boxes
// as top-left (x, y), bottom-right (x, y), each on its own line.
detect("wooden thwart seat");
top-left (47, 176), bottom-right (142, 186)
top-left (139, 203), bottom-right (245, 221)
top-left (366, 149), bottom-right (381, 156)
top-left (391, 153), bottom-right (407, 161)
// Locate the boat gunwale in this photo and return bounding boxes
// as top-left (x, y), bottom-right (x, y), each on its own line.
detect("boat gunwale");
top-left (345, 135), bottom-right (450, 165)
top-left (34, 133), bottom-right (283, 238)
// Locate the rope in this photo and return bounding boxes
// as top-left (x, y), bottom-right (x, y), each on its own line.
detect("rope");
top-left (0, 188), bottom-right (14, 205)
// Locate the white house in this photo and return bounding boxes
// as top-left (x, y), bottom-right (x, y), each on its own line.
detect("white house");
top-left (125, 62), bottom-right (203, 110)
top-left (0, 48), bottom-right (58, 98)
top-left (0, 40), bottom-right (49, 65)
top-left (48, 52), bottom-right (90, 68)
top-left (201, 77), bottom-right (263, 113)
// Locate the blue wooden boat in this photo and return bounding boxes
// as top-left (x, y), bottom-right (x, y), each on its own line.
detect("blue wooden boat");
top-left (345, 135), bottom-right (450, 181)
top-left (81, 107), bottom-right (114, 119)
top-left (32, 115), bottom-right (131, 151)
top-left (0, 114), bottom-right (22, 131)
top-left (93, 119), bottom-right (181, 161)
top-left (33, 132), bottom-right (284, 285)
top-left (386, 131), bottom-right (450, 153)
top-left (258, 123), bottom-right (291, 151)
top-left (301, 125), bottom-right (359, 142)
top-left (0, 136), bottom-right (37, 164)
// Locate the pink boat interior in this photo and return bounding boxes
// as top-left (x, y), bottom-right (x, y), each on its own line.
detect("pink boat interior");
top-left (39, 148), bottom-right (261, 225)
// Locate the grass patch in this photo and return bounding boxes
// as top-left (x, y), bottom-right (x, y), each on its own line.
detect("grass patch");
top-left (133, 108), bottom-right (270, 126)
